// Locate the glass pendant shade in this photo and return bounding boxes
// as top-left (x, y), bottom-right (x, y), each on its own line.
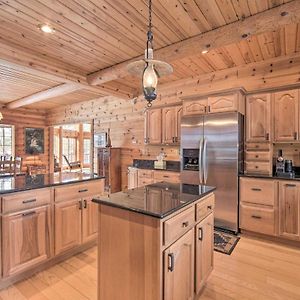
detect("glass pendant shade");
top-left (142, 62), bottom-right (158, 102)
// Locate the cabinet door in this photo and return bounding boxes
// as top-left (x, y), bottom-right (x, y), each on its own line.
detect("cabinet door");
top-left (195, 213), bottom-right (214, 294)
top-left (55, 199), bottom-right (82, 255)
top-left (162, 107), bottom-right (176, 144)
top-left (176, 106), bottom-right (182, 143)
top-left (246, 93), bottom-right (271, 142)
top-left (2, 205), bottom-right (51, 277)
top-left (279, 182), bottom-right (300, 240)
top-left (208, 94), bottom-right (238, 113)
top-left (183, 99), bottom-right (207, 115)
top-left (82, 198), bottom-right (98, 244)
top-left (274, 90), bottom-right (299, 142)
top-left (145, 109), bottom-right (162, 144)
top-left (128, 168), bottom-right (138, 189)
top-left (164, 228), bottom-right (194, 300)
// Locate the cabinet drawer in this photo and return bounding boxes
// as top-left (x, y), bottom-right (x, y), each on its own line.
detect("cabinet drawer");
top-left (240, 204), bottom-right (275, 236)
top-left (2, 188), bottom-right (51, 213)
top-left (245, 151), bottom-right (271, 162)
top-left (138, 177), bottom-right (153, 187)
top-left (153, 171), bottom-right (180, 183)
top-left (240, 178), bottom-right (276, 206)
top-left (137, 169), bottom-right (153, 179)
top-left (55, 180), bottom-right (104, 202)
top-left (245, 161), bottom-right (271, 174)
top-left (164, 206), bottom-right (195, 245)
top-left (245, 143), bottom-right (271, 151)
top-left (196, 194), bottom-right (215, 222)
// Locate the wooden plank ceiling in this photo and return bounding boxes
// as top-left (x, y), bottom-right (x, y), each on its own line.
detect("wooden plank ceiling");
top-left (0, 0), bottom-right (297, 109)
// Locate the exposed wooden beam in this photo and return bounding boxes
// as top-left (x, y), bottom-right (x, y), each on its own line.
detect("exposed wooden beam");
top-left (87, 0), bottom-right (300, 85)
top-left (0, 40), bottom-right (136, 99)
top-left (5, 83), bottom-right (82, 109)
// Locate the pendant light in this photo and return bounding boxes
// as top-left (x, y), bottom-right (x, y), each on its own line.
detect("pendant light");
top-left (127, 0), bottom-right (173, 107)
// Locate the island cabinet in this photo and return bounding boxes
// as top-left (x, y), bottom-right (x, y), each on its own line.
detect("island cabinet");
top-left (96, 187), bottom-right (215, 300)
top-left (54, 180), bottom-right (104, 255)
top-left (1, 188), bottom-right (52, 277)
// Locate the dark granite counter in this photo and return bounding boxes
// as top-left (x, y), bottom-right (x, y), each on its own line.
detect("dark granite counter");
top-left (0, 172), bottom-right (104, 194)
top-left (132, 159), bottom-right (180, 172)
top-left (93, 182), bottom-right (215, 219)
top-left (240, 173), bottom-right (300, 181)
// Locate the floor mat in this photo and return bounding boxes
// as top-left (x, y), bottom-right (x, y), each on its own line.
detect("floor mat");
top-left (214, 230), bottom-right (240, 255)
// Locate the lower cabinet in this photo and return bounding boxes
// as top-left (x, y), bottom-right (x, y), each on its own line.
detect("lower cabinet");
top-left (279, 181), bottom-right (300, 240)
top-left (164, 229), bottom-right (195, 300)
top-left (2, 205), bottom-right (51, 277)
top-left (55, 197), bottom-right (98, 255)
top-left (55, 199), bottom-right (82, 255)
top-left (195, 213), bottom-right (214, 294)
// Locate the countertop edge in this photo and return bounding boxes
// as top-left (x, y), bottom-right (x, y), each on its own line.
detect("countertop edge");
top-left (239, 174), bottom-right (300, 181)
top-left (92, 186), bottom-right (215, 219)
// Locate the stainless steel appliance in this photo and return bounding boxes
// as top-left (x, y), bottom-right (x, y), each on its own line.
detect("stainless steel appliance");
top-left (180, 112), bottom-right (244, 233)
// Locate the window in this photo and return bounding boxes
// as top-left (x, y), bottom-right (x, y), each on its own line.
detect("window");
top-left (62, 137), bottom-right (77, 165)
top-left (83, 139), bottom-right (91, 164)
top-left (0, 125), bottom-right (14, 158)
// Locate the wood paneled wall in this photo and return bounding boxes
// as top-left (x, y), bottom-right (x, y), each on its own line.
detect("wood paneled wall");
top-left (47, 56), bottom-right (300, 188)
top-left (1, 108), bottom-right (49, 172)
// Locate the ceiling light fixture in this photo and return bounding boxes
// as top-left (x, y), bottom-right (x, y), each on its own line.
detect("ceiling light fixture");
top-left (38, 24), bottom-right (55, 34)
top-left (127, 0), bottom-right (173, 107)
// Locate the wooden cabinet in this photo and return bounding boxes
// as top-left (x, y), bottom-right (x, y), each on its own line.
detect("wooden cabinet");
top-left (145, 109), bottom-right (162, 144)
top-left (279, 181), bottom-right (300, 240)
top-left (127, 167), bottom-right (138, 189)
top-left (162, 105), bottom-right (182, 144)
top-left (208, 93), bottom-right (240, 113)
top-left (2, 205), bottom-right (51, 277)
top-left (55, 199), bottom-right (82, 255)
top-left (246, 93), bottom-right (271, 142)
top-left (164, 228), bottom-right (195, 300)
top-left (183, 90), bottom-right (245, 116)
top-left (195, 213), bottom-right (214, 294)
top-left (183, 98), bottom-right (207, 115)
top-left (82, 198), bottom-right (98, 244)
top-left (274, 89), bottom-right (299, 142)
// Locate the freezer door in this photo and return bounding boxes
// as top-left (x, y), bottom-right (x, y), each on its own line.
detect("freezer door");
top-left (180, 115), bottom-right (204, 185)
top-left (203, 112), bottom-right (241, 232)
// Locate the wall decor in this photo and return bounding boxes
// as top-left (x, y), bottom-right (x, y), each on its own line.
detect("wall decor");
top-left (94, 132), bottom-right (107, 148)
top-left (25, 127), bottom-right (44, 154)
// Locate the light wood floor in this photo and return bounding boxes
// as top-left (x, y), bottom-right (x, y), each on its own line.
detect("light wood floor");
top-left (1, 236), bottom-right (300, 300)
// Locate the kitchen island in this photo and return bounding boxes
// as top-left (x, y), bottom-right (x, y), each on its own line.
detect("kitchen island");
top-left (0, 172), bottom-right (104, 288)
top-left (93, 182), bottom-right (215, 300)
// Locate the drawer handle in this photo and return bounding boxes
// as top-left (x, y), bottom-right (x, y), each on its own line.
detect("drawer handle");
top-left (78, 189), bottom-right (88, 193)
top-left (22, 198), bottom-right (37, 204)
top-left (22, 211), bottom-right (36, 217)
top-left (207, 205), bottom-right (212, 210)
top-left (286, 184), bottom-right (296, 187)
top-left (251, 188), bottom-right (261, 191)
top-left (168, 253), bottom-right (174, 272)
top-left (83, 199), bottom-right (87, 209)
top-left (265, 133), bottom-right (269, 141)
top-left (79, 200), bottom-right (83, 210)
top-left (198, 227), bottom-right (203, 241)
top-left (182, 221), bottom-right (189, 228)
top-left (251, 215), bottom-right (262, 219)
top-left (163, 175), bottom-right (170, 178)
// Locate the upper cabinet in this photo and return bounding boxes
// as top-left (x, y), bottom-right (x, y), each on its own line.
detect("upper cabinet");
top-left (274, 90), bottom-right (299, 142)
top-left (246, 93), bottom-right (271, 142)
top-left (145, 105), bottom-right (182, 145)
top-left (183, 98), bottom-right (207, 115)
top-left (162, 105), bottom-right (182, 144)
top-left (145, 108), bottom-right (162, 145)
top-left (183, 90), bottom-right (245, 116)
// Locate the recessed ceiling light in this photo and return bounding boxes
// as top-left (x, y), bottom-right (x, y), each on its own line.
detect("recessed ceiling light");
top-left (38, 24), bottom-right (55, 34)
top-left (202, 49), bottom-right (209, 54)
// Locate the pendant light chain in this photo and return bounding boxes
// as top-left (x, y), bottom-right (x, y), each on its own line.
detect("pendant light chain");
top-left (146, 0), bottom-right (153, 60)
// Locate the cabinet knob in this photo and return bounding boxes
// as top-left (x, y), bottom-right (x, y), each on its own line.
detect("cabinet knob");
top-left (294, 132), bottom-right (298, 140)
top-left (182, 221), bottom-right (189, 228)
top-left (83, 199), bottom-right (87, 209)
top-left (79, 200), bottom-right (83, 210)
top-left (265, 133), bottom-right (270, 141)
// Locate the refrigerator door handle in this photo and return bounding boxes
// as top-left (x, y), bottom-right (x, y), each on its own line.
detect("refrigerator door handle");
top-left (199, 138), bottom-right (204, 184)
top-left (203, 138), bottom-right (208, 184)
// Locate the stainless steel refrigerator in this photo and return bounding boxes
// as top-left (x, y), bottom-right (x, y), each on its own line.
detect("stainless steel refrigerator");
top-left (180, 112), bottom-right (243, 233)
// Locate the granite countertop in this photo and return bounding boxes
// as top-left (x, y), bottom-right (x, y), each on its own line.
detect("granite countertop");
top-left (131, 159), bottom-right (180, 172)
top-left (93, 182), bottom-right (215, 219)
top-left (240, 173), bottom-right (300, 181)
top-left (0, 172), bottom-right (104, 194)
